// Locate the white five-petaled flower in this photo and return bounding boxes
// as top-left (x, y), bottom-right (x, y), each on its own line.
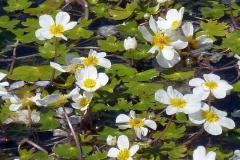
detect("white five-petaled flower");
top-left (138, 16), bottom-right (188, 68)
top-left (74, 49), bottom-right (111, 69)
top-left (229, 150), bottom-right (240, 160)
top-left (35, 11), bottom-right (77, 41)
top-left (189, 73), bottom-right (233, 100)
top-left (0, 72), bottom-right (9, 96)
top-left (193, 146), bottom-right (216, 160)
top-left (189, 103), bottom-right (235, 135)
top-left (106, 135), bottom-right (117, 146)
top-left (107, 135), bottom-right (139, 160)
top-left (155, 86), bottom-right (201, 115)
top-left (71, 91), bottom-right (93, 111)
top-left (124, 37), bottom-right (137, 51)
top-left (116, 110), bottom-right (157, 139)
top-left (75, 66), bottom-right (109, 92)
top-left (182, 22), bottom-right (213, 57)
top-left (157, 7), bottom-right (185, 31)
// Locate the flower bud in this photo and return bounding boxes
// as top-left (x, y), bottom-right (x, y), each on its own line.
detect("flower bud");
top-left (124, 37), bottom-right (137, 51)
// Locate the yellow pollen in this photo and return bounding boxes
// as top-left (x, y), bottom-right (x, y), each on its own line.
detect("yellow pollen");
top-left (79, 97), bottom-right (90, 107)
top-left (117, 148), bottom-right (130, 160)
top-left (84, 78), bottom-right (96, 89)
top-left (171, 20), bottom-right (179, 28)
top-left (82, 56), bottom-right (99, 66)
top-left (56, 95), bottom-right (68, 106)
top-left (152, 32), bottom-right (169, 50)
top-left (205, 81), bottom-right (218, 90)
top-left (70, 64), bottom-right (84, 73)
top-left (202, 110), bottom-right (219, 122)
top-left (187, 37), bottom-right (198, 49)
top-left (21, 97), bottom-right (34, 107)
top-left (49, 24), bottom-right (65, 35)
top-left (170, 98), bottom-right (187, 108)
top-left (129, 118), bottom-right (144, 128)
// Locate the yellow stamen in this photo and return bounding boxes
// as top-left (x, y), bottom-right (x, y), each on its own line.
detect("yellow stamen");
top-left (205, 81), bottom-right (218, 90)
top-left (82, 56), bottom-right (99, 66)
top-left (170, 98), bottom-right (187, 108)
top-left (129, 118), bottom-right (144, 128)
top-left (187, 37), bottom-right (198, 49)
top-left (69, 64), bottom-right (84, 73)
top-left (117, 148), bottom-right (130, 160)
top-left (79, 97), bottom-right (90, 107)
top-left (84, 78), bottom-right (96, 89)
top-left (21, 97), bottom-right (34, 107)
top-left (152, 32), bottom-right (169, 50)
top-left (56, 95), bottom-right (68, 106)
top-left (49, 24), bottom-right (65, 35)
top-left (202, 110), bottom-right (219, 122)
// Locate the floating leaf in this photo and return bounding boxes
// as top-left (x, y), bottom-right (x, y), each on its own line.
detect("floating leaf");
top-left (196, 20), bottom-right (228, 42)
top-left (39, 109), bottom-right (60, 129)
top-left (33, 152), bottom-right (48, 160)
top-left (86, 151), bottom-right (107, 160)
top-left (97, 36), bottom-right (124, 52)
top-left (131, 95), bottom-right (155, 111)
top-left (233, 81), bottom-right (240, 92)
top-left (110, 99), bottom-right (132, 111)
top-left (123, 44), bottom-right (153, 60)
top-left (122, 68), bottom-right (158, 82)
top-left (160, 142), bottom-right (187, 158)
top-left (19, 149), bottom-right (34, 160)
top-left (4, 0), bottom-right (32, 12)
top-left (111, 64), bottom-right (137, 77)
top-left (91, 3), bottom-right (111, 18)
top-left (200, 4), bottom-right (227, 19)
top-left (53, 144), bottom-right (79, 159)
top-left (226, 3), bottom-right (240, 17)
top-left (109, 3), bottom-right (138, 20)
top-left (0, 16), bottom-right (20, 29)
top-left (162, 71), bottom-right (195, 81)
top-left (38, 43), bottom-right (69, 59)
top-left (22, 18), bottom-right (40, 32)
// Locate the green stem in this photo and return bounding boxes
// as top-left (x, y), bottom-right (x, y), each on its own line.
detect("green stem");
top-left (131, 50), bottom-right (135, 67)
top-left (150, 114), bottom-right (175, 144)
top-left (51, 37), bottom-right (59, 84)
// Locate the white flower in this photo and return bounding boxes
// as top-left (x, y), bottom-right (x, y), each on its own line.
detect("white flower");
top-left (124, 37), bottom-right (137, 50)
top-left (155, 86), bottom-right (201, 115)
top-left (229, 150), bottom-right (240, 160)
top-left (116, 110), bottom-right (157, 139)
top-left (189, 73), bottom-right (233, 100)
top-left (9, 93), bottom-right (41, 111)
top-left (106, 135), bottom-right (117, 146)
top-left (157, 7), bottom-right (185, 31)
top-left (138, 16), bottom-right (188, 68)
top-left (75, 66), bottom-right (109, 92)
top-left (107, 135), bottom-right (139, 160)
top-left (234, 54), bottom-right (240, 69)
top-left (189, 103), bottom-right (235, 135)
top-left (35, 11), bottom-right (77, 41)
top-left (3, 110), bottom-right (40, 124)
top-left (0, 72), bottom-right (9, 96)
top-left (193, 146), bottom-right (216, 160)
top-left (71, 91), bottom-right (93, 111)
top-left (182, 22), bottom-right (213, 56)
top-left (157, 0), bottom-right (169, 3)
top-left (74, 49), bottom-right (111, 69)
top-left (50, 54), bottom-right (84, 73)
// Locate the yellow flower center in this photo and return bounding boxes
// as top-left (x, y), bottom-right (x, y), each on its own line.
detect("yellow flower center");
top-left (49, 24), bottom-right (65, 35)
top-left (21, 97), bottom-right (34, 107)
top-left (79, 97), bottom-right (90, 107)
top-left (170, 98), bottom-right (187, 108)
top-left (187, 37), bottom-right (198, 49)
top-left (202, 110), bottom-right (219, 122)
top-left (205, 81), bottom-right (218, 90)
top-left (82, 56), bottom-right (99, 66)
top-left (171, 20), bottom-right (179, 28)
top-left (84, 78), bottom-right (96, 89)
top-left (152, 32), bottom-right (169, 50)
top-left (69, 64), bottom-right (84, 73)
top-left (129, 118), bottom-right (144, 128)
top-left (56, 95), bottom-right (68, 106)
top-left (117, 148), bottom-right (130, 160)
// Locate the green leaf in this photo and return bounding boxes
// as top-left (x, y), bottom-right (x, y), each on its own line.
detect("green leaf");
top-left (80, 134), bottom-right (93, 142)
top-left (91, 3), bottom-right (111, 18)
top-left (97, 36), bottom-right (124, 52)
top-left (0, 16), bottom-right (20, 29)
top-left (87, 0), bottom-right (99, 5)
top-left (92, 104), bottom-right (107, 112)
top-left (82, 146), bottom-right (93, 157)
top-left (111, 64), bottom-right (138, 77)
top-left (38, 43), bottom-right (69, 59)
top-left (86, 151), bottom-right (107, 160)
top-left (131, 95), bottom-right (155, 111)
top-left (39, 109), bottom-right (60, 129)
top-left (160, 142), bottom-right (187, 158)
top-left (53, 144), bottom-right (79, 159)
top-left (123, 44), bottom-right (153, 60)
top-left (162, 71), bottom-right (195, 81)
top-left (22, 18), bottom-right (40, 32)
top-left (153, 122), bottom-right (186, 140)
top-left (109, 4), bottom-right (135, 21)
top-left (196, 20), bottom-right (228, 42)
top-left (33, 152), bottom-right (48, 160)
top-left (4, 0), bottom-right (32, 12)
top-left (200, 4), bottom-right (227, 19)
top-left (19, 149), bottom-right (34, 160)
top-left (122, 69), bottom-right (158, 82)
top-left (209, 147), bottom-right (233, 160)
top-left (124, 81), bottom-right (164, 95)
top-left (233, 81), bottom-right (240, 92)
top-left (112, 99), bottom-right (132, 111)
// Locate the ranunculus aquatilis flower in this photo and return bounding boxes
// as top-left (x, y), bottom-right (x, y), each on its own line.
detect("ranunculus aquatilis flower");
top-left (193, 146), bottom-right (216, 160)
top-left (124, 37), bottom-right (137, 50)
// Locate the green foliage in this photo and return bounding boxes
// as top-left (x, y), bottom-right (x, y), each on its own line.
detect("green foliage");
top-left (111, 64), bottom-right (138, 77)
top-left (38, 43), bottom-right (69, 59)
top-left (39, 109), bottom-right (60, 129)
top-left (8, 65), bottom-right (60, 82)
top-left (209, 147), bottom-right (233, 159)
top-left (4, 0), bottom-right (32, 12)
top-left (232, 81), bottom-right (240, 92)
top-left (122, 68), bottom-right (158, 82)
top-left (226, 3), bottom-right (240, 17)
top-left (53, 144), bottom-right (79, 159)
top-left (91, 3), bottom-right (111, 18)
top-left (32, 152), bottom-right (49, 160)
top-left (160, 142), bottom-right (187, 159)
top-left (162, 70), bottom-right (195, 81)
top-left (19, 149), bottom-right (34, 160)
top-left (200, 4), bottom-right (227, 19)
top-left (86, 151), bottom-right (107, 160)
top-left (97, 36), bottom-right (124, 52)
top-left (124, 44), bottom-right (153, 60)
top-left (196, 20), bottom-right (228, 42)
top-left (0, 16), bottom-right (20, 29)
top-left (109, 3), bottom-right (138, 20)
top-left (131, 95), bottom-right (155, 111)
top-left (112, 99), bottom-right (132, 111)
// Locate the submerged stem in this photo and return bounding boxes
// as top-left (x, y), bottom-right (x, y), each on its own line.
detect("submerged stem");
top-left (50, 37), bottom-right (59, 84)
top-left (151, 114), bottom-right (175, 144)
top-left (183, 125), bottom-right (205, 146)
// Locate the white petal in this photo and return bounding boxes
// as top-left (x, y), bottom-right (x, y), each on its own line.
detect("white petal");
top-left (156, 51), bottom-right (180, 68)
top-left (129, 145), bottom-right (139, 156)
top-left (188, 110), bottom-right (205, 124)
top-left (166, 106), bottom-right (178, 115)
top-left (9, 104), bottom-right (22, 111)
top-left (56, 12), bottom-right (70, 26)
top-left (35, 28), bottom-right (53, 40)
top-left (189, 78), bottom-right (205, 87)
top-left (138, 26), bottom-right (152, 42)
top-left (50, 62), bottom-right (67, 72)
top-left (97, 73), bottom-right (109, 86)
top-left (107, 148), bottom-right (119, 157)
top-left (192, 86), bottom-right (209, 100)
top-left (205, 151), bottom-right (216, 160)
top-left (116, 114), bottom-right (131, 123)
top-left (193, 146), bottom-right (206, 160)
top-left (98, 58), bottom-right (111, 69)
top-left (117, 135), bottom-right (129, 150)
top-left (148, 46), bottom-right (160, 54)
top-left (134, 128), bottom-right (143, 139)
top-left (161, 46), bottom-right (175, 60)
top-left (182, 22), bottom-right (193, 37)
top-left (203, 74), bottom-right (220, 82)
top-left (64, 22), bottom-right (77, 31)
top-left (155, 89), bottom-right (170, 104)
top-left (39, 14), bottom-right (54, 28)
top-left (118, 124), bottom-right (132, 130)
top-left (218, 117), bottom-right (235, 130)
top-left (204, 122), bottom-right (222, 135)
top-left (149, 16), bottom-right (158, 33)
top-left (144, 120), bottom-right (157, 130)
top-left (130, 110), bottom-right (136, 118)
top-left (0, 72), bottom-right (7, 80)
